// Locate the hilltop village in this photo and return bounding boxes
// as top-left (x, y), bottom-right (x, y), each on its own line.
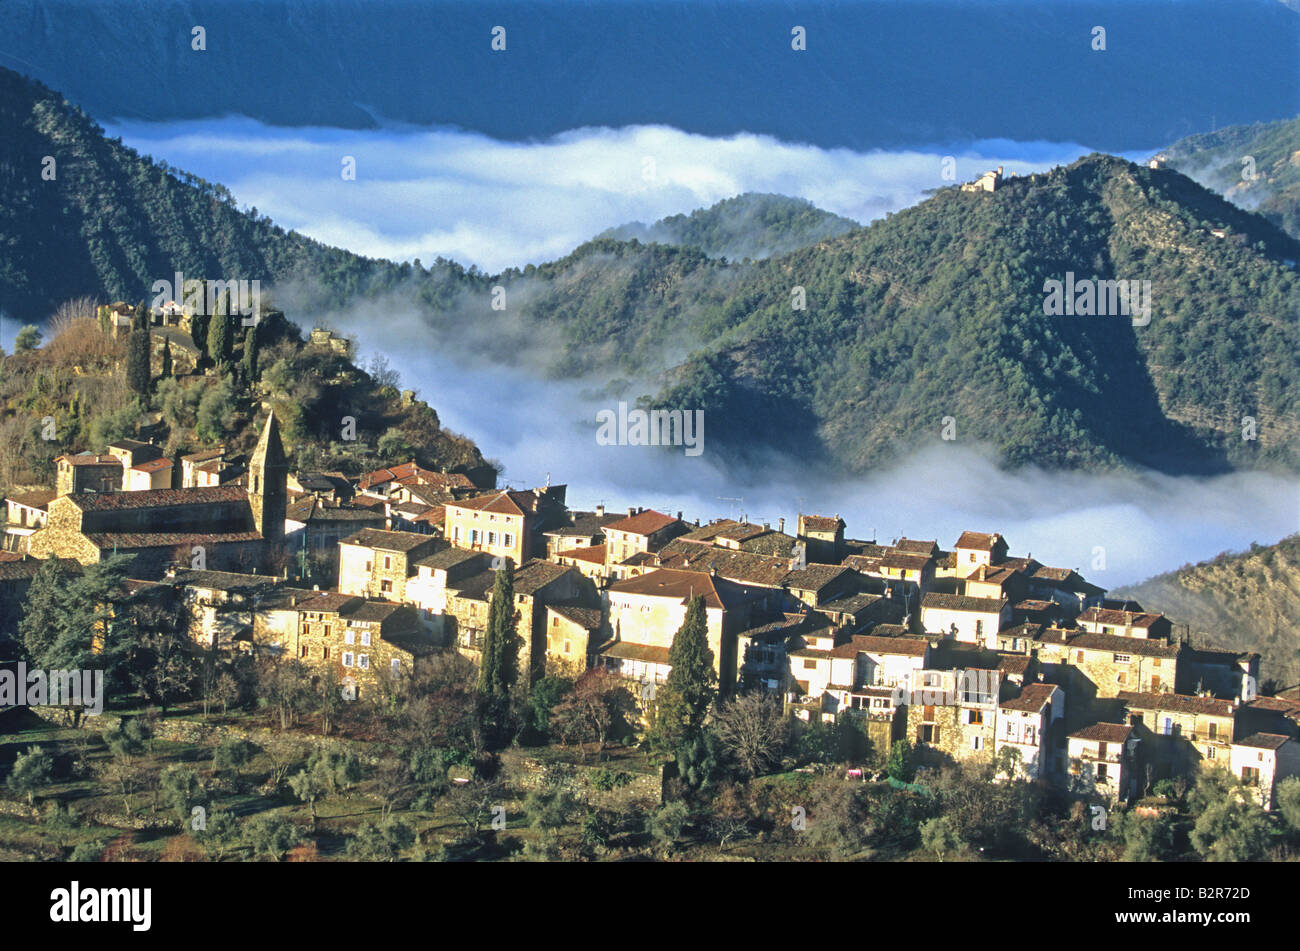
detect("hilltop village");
top-left (4, 409), bottom-right (1298, 815)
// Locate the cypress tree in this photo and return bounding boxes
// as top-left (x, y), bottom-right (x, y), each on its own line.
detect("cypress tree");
top-left (126, 323), bottom-right (152, 395)
top-left (651, 594), bottom-right (716, 753)
top-left (132, 299), bottom-right (148, 330)
top-left (478, 560), bottom-right (519, 698)
top-left (190, 308), bottom-right (210, 359)
top-left (241, 320), bottom-right (259, 381)
top-left (160, 336), bottom-right (173, 379)
top-left (209, 297), bottom-right (232, 371)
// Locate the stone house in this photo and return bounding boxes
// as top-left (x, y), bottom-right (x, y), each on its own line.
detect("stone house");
top-left (796, 514), bottom-right (845, 564)
top-left (3, 490), bottom-right (54, 553)
top-left (996, 683), bottom-right (1064, 780)
top-left (1067, 722), bottom-right (1139, 801)
top-left (1118, 690), bottom-right (1238, 780)
top-left (952, 531), bottom-right (1009, 571)
top-left (604, 567), bottom-right (775, 693)
top-left (543, 603), bottom-right (604, 678)
top-left (905, 667), bottom-right (1002, 764)
top-left (602, 508), bottom-right (691, 567)
top-left (920, 592), bottom-right (1010, 646)
top-left (782, 564), bottom-right (861, 610)
top-left (1077, 607), bottom-right (1172, 640)
top-left (1230, 734), bottom-right (1300, 811)
top-left (337, 528), bottom-right (443, 602)
top-left (54, 453), bottom-right (122, 496)
top-left (443, 485), bottom-right (567, 565)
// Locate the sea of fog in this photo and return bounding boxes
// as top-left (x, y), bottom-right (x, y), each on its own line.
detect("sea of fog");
top-left (110, 119), bottom-right (1300, 587)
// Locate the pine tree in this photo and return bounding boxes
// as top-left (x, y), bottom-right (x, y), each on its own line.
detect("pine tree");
top-left (125, 323), bottom-right (152, 395)
top-left (160, 336), bottom-right (173, 380)
top-left (18, 558), bottom-right (71, 666)
top-left (651, 595), bottom-right (716, 753)
top-left (478, 560), bottom-right (519, 698)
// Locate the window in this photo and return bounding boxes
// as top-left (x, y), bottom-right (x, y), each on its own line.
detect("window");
top-left (391, 659), bottom-right (401, 671)
top-left (563, 640), bottom-right (571, 655)
top-left (383, 555), bottom-right (392, 569)
top-left (380, 579), bottom-right (393, 593)
top-left (1097, 763), bottom-right (1108, 781)
top-left (1208, 722), bottom-right (1217, 740)
top-left (975, 620), bottom-right (983, 636)
top-left (361, 632), bottom-right (371, 646)
top-left (1114, 653), bottom-right (1131, 663)
top-left (300, 646), bottom-right (309, 658)
top-left (803, 660), bottom-right (817, 670)
top-left (1241, 767), bottom-right (1259, 786)
top-left (323, 646), bottom-right (330, 659)
top-left (342, 652), bottom-right (354, 667)
top-left (454, 526), bottom-right (461, 542)
top-left (1076, 650), bottom-right (1084, 663)
top-left (1207, 746), bottom-right (1216, 760)
top-left (1116, 672), bottom-right (1128, 685)
top-left (971, 736), bottom-right (983, 751)
top-left (488, 532), bottom-right (497, 545)
top-left (323, 625), bottom-right (331, 638)
top-left (471, 529), bottom-right (480, 544)
top-left (967, 710), bottom-right (983, 725)
top-left (504, 533), bottom-right (514, 547)
top-left (1161, 717), bottom-right (1173, 735)
top-left (1025, 727), bottom-right (1036, 745)
top-left (358, 655), bottom-right (369, 669)
top-left (1098, 742), bottom-right (1108, 758)
top-left (345, 631), bottom-right (355, 645)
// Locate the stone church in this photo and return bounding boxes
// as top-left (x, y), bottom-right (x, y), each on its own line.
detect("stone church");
top-left (29, 413), bottom-right (289, 578)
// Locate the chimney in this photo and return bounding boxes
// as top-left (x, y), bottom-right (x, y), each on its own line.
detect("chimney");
top-left (676, 511), bottom-right (682, 520)
top-left (595, 504), bottom-right (604, 517)
top-left (778, 517), bottom-right (785, 534)
top-left (628, 507), bottom-right (636, 517)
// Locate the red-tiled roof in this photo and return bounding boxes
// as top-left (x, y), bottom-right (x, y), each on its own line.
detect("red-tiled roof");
top-left (1118, 691), bottom-right (1235, 717)
top-left (605, 509), bottom-right (680, 537)
top-left (608, 567), bottom-right (766, 611)
top-left (598, 641), bottom-right (671, 665)
top-left (1234, 733), bottom-right (1292, 751)
top-left (85, 530), bottom-right (263, 549)
top-left (829, 634), bottom-right (930, 659)
top-left (1000, 683), bottom-right (1058, 712)
top-left (954, 531), bottom-right (1005, 552)
top-left (1070, 722), bottom-right (1133, 743)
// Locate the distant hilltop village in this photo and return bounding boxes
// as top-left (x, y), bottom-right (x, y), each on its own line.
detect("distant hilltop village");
top-left (961, 165), bottom-right (1004, 192)
top-left (3, 447), bottom-right (1298, 810)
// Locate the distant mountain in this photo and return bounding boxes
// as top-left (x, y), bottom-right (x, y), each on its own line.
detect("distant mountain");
top-left (598, 194), bottom-right (857, 260)
top-left (4, 65), bottom-right (1298, 478)
top-left (1159, 115), bottom-right (1300, 239)
top-left (480, 155), bottom-right (1300, 474)
top-left (0, 67), bottom-right (417, 325)
top-left (1115, 535), bottom-right (1300, 689)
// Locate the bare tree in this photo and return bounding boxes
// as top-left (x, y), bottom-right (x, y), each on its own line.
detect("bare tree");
top-left (710, 692), bottom-right (790, 778)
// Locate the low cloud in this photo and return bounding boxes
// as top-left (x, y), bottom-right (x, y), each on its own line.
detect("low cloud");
top-left (107, 118), bottom-right (1141, 273)
top-left (311, 293), bottom-right (1300, 589)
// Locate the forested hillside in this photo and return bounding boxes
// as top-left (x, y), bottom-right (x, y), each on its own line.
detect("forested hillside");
top-left (4, 64), bottom-right (1297, 477)
top-left (598, 193), bottom-right (858, 260)
top-left (0, 67), bottom-right (434, 324)
top-left (1116, 536), bottom-right (1300, 689)
top-left (1161, 116), bottom-right (1300, 240)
